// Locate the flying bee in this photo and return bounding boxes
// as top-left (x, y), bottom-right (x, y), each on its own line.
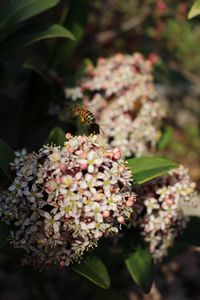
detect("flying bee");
top-left (71, 105), bottom-right (96, 125)
top-left (71, 104), bottom-right (101, 135)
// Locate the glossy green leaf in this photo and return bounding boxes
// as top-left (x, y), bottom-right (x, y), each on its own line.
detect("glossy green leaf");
top-left (125, 245), bottom-right (153, 294)
top-left (0, 0), bottom-right (59, 31)
top-left (0, 222), bottom-right (9, 249)
top-left (158, 126), bottom-right (174, 150)
top-left (0, 24), bottom-right (75, 57)
top-left (188, 0), bottom-right (200, 19)
top-left (127, 157), bottom-right (178, 184)
top-left (0, 139), bottom-right (14, 181)
top-left (46, 127), bottom-right (66, 146)
top-left (72, 255), bottom-right (111, 289)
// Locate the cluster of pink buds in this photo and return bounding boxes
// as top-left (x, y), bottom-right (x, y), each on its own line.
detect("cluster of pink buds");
top-left (133, 166), bottom-right (198, 262)
top-left (0, 134), bottom-right (136, 268)
top-left (65, 52), bottom-right (166, 158)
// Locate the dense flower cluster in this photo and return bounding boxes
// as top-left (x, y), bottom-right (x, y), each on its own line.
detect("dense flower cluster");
top-left (133, 166), bottom-right (197, 262)
top-left (65, 53), bottom-right (166, 157)
top-left (0, 134), bottom-right (135, 268)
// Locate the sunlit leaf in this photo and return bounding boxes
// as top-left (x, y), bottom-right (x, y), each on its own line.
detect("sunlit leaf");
top-left (127, 157), bottom-right (178, 184)
top-left (188, 0), bottom-right (200, 19)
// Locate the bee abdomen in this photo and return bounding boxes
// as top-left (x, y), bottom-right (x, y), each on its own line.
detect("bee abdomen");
top-left (87, 112), bottom-right (96, 124)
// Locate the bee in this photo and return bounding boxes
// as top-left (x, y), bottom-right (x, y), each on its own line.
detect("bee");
top-left (71, 104), bottom-right (101, 135)
top-left (72, 105), bottom-right (96, 125)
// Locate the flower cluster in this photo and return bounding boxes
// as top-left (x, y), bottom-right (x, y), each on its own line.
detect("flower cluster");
top-left (133, 166), bottom-right (197, 262)
top-left (65, 53), bottom-right (166, 157)
top-left (0, 134), bottom-right (135, 268)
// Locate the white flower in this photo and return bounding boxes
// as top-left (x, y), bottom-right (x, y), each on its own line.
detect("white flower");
top-left (64, 87), bottom-right (83, 101)
top-left (44, 212), bottom-right (62, 233)
top-left (144, 197), bottom-right (160, 214)
top-left (8, 179), bottom-right (27, 197)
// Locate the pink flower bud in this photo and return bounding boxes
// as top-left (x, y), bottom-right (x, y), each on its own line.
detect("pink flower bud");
top-left (65, 133), bottom-right (72, 139)
top-left (98, 57), bottom-right (106, 65)
top-left (126, 196), bottom-right (136, 207)
top-left (119, 165), bottom-right (125, 172)
top-left (59, 163), bottom-right (66, 173)
top-left (80, 152), bottom-right (87, 159)
top-left (148, 53), bottom-right (159, 65)
top-left (59, 261), bottom-right (65, 268)
top-left (191, 182), bottom-right (196, 189)
top-left (117, 216), bottom-right (125, 224)
top-left (103, 210), bottom-right (110, 218)
top-left (166, 199), bottom-right (173, 206)
top-left (113, 148), bottom-right (121, 160)
top-left (80, 163), bottom-right (88, 170)
top-left (156, 0), bottom-right (167, 11)
top-left (68, 147), bottom-right (74, 153)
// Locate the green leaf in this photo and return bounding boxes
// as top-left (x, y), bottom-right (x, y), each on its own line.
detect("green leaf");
top-left (127, 157), bottom-right (178, 184)
top-left (22, 55), bottom-right (48, 81)
top-left (158, 126), bottom-right (173, 150)
top-left (0, 0), bottom-right (59, 31)
top-left (0, 139), bottom-right (14, 181)
top-left (72, 255), bottom-right (111, 289)
top-left (46, 127), bottom-right (66, 146)
top-left (125, 245), bottom-right (153, 294)
top-left (0, 222), bottom-right (9, 249)
top-left (51, 23), bottom-right (84, 74)
top-left (188, 0), bottom-right (200, 19)
top-left (0, 24), bottom-right (75, 57)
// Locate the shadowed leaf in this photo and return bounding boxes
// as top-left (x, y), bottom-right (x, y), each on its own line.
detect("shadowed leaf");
top-left (73, 255), bottom-right (111, 289)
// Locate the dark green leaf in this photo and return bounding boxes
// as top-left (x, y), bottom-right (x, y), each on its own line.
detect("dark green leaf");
top-left (72, 255), bottom-right (111, 289)
top-left (127, 157), bottom-right (178, 184)
top-left (0, 24), bottom-right (75, 57)
top-left (0, 222), bottom-right (9, 249)
top-left (22, 55), bottom-right (48, 81)
top-left (188, 0), bottom-right (200, 19)
top-left (51, 23), bottom-right (84, 74)
top-left (125, 245), bottom-right (153, 294)
top-left (46, 127), bottom-right (66, 146)
top-left (158, 126), bottom-right (173, 150)
top-left (0, 139), bottom-right (14, 181)
top-left (0, 0), bottom-right (59, 31)
top-left (49, 0), bottom-right (90, 74)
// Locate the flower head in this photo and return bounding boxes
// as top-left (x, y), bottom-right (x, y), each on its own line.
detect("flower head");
top-left (65, 53), bottom-right (166, 157)
top-left (132, 165), bottom-right (198, 262)
top-left (0, 134), bottom-right (136, 268)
